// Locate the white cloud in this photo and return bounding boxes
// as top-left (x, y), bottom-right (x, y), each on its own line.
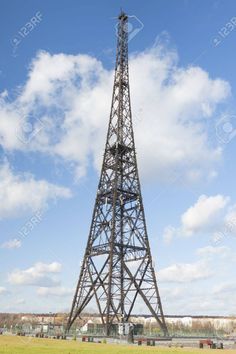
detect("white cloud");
top-left (37, 286), bottom-right (73, 297)
top-left (159, 232), bottom-right (236, 313)
top-left (158, 261), bottom-right (213, 283)
top-left (181, 195), bottom-right (229, 236)
top-left (163, 194), bottom-right (234, 241)
top-left (160, 260), bottom-right (236, 314)
top-left (8, 262), bottom-right (61, 287)
top-left (213, 282), bottom-right (236, 295)
top-left (0, 161), bottom-right (72, 219)
top-left (163, 226), bottom-right (176, 244)
top-left (15, 298), bottom-right (25, 305)
top-left (0, 286), bottom-right (8, 295)
top-left (0, 92), bottom-right (22, 150)
top-left (161, 285), bottom-right (187, 300)
top-left (1, 238), bottom-right (22, 249)
top-left (0, 42), bottom-right (230, 182)
top-left (33, 262), bottom-right (62, 273)
top-left (196, 245), bottom-right (230, 258)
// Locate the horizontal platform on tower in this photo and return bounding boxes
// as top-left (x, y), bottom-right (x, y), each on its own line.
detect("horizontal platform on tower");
top-left (90, 243), bottom-right (147, 256)
top-left (109, 142), bottom-right (132, 156)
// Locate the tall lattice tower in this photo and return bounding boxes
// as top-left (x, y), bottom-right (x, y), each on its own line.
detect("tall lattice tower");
top-left (67, 11), bottom-right (168, 336)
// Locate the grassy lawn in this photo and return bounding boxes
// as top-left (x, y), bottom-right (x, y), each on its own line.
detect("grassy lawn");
top-left (0, 335), bottom-right (236, 354)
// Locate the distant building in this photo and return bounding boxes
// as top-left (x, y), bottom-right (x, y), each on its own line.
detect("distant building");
top-left (1, 312), bottom-right (236, 334)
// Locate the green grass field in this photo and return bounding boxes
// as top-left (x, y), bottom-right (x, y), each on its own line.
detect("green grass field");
top-left (1, 336), bottom-right (236, 354)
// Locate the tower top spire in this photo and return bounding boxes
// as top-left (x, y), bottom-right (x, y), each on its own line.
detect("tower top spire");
top-left (118, 9), bottom-right (128, 21)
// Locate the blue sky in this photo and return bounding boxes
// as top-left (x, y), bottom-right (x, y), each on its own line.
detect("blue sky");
top-left (0, 0), bottom-right (236, 316)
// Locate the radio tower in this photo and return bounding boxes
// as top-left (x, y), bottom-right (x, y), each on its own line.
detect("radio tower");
top-left (66, 11), bottom-right (168, 336)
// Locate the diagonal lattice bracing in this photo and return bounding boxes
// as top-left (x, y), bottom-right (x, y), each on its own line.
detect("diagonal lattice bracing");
top-left (66, 11), bottom-right (168, 336)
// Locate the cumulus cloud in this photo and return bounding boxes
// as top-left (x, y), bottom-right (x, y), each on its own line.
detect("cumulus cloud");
top-left (162, 194), bottom-right (236, 242)
top-left (181, 195), bottom-right (229, 236)
top-left (159, 251), bottom-right (236, 314)
top-left (213, 282), bottom-right (236, 295)
top-left (1, 238), bottom-right (22, 249)
top-left (0, 41), bottom-right (230, 182)
top-left (37, 286), bottom-right (73, 297)
top-left (196, 245), bottom-right (231, 258)
top-left (159, 243), bottom-right (236, 313)
top-left (158, 261), bottom-right (213, 283)
top-left (0, 286), bottom-right (8, 295)
top-left (8, 262), bottom-right (62, 287)
top-left (163, 226), bottom-right (176, 244)
top-left (15, 298), bottom-right (26, 305)
top-left (0, 161), bottom-right (72, 219)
